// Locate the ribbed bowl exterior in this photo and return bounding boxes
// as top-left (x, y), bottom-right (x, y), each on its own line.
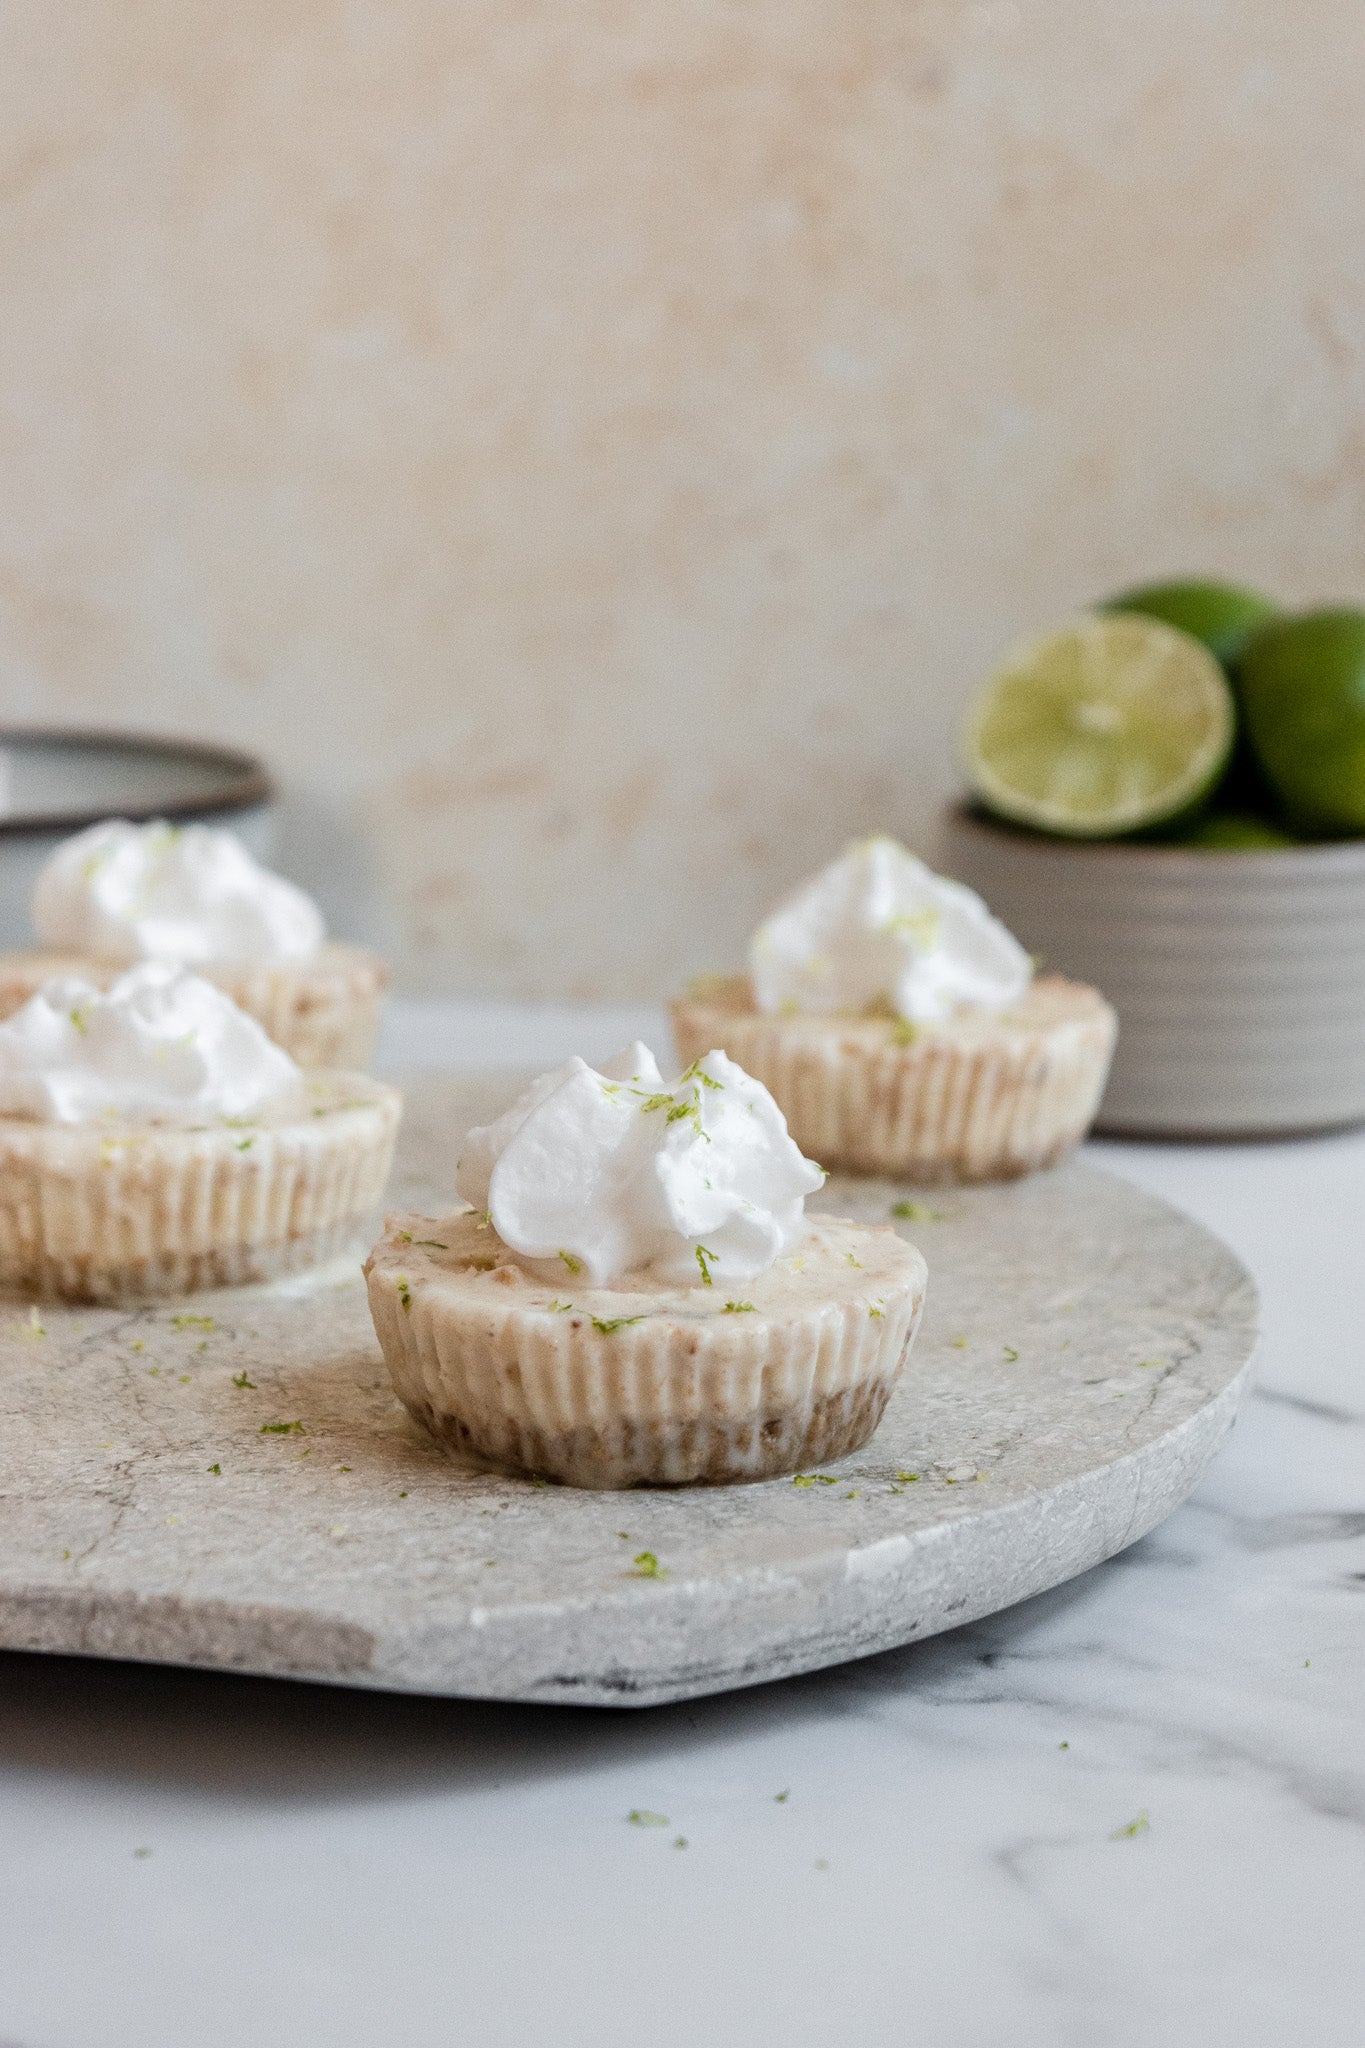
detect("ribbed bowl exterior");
top-left (0, 941), bottom-right (387, 1071)
top-left (670, 984), bottom-right (1115, 1182)
top-left (942, 807), bottom-right (1365, 1135)
top-left (0, 1081), bottom-right (400, 1301)
top-left (366, 1219), bottom-right (927, 1489)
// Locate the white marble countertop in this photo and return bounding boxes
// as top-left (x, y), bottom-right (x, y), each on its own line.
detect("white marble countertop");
top-left (1, 1000), bottom-right (1361, 2048)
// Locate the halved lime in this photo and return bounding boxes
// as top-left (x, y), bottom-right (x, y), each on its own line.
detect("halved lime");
top-left (965, 614), bottom-right (1236, 839)
top-left (1101, 578), bottom-right (1279, 669)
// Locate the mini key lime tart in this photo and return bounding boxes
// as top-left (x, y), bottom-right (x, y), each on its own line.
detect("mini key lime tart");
top-left (0, 818), bottom-right (387, 1069)
top-left (670, 837), bottom-right (1117, 1182)
top-left (0, 963), bottom-right (400, 1301)
top-left (366, 1043), bottom-right (925, 1488)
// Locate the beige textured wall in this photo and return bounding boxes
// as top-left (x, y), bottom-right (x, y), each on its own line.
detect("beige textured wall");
top-left (2, 1), bottom-right (1364, 995)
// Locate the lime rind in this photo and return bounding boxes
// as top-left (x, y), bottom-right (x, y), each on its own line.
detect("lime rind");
top-left (1237, 607), bottom-right (1365, 834)
top-left (1167, 809), bottom-right (1298, 850)
top-left (966, 614), bottom-right (1236, 840)
top-left (1101, 579), bottom-right (1279, 668)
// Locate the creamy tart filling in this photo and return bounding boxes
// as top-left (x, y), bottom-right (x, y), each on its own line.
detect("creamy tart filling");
top-left (366, 1044), bottom-right (925, 1487)
top-left (0, 818), bottom-right (386, 1070)
top-left (671, 975), bottom-right (1117, 1182)
top-left (368, 1209), bottom-right (925, 1489)
top-left (673, 838), bottom-right (1116, 1182)
top-left (0, 966), bottom-right (400, 1300)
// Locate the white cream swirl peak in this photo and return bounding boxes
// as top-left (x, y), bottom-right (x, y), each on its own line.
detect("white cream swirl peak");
top-left (750, 836), bottom-right (1032, 1024)
top-left (33, 818), bottom-right (324, 966)
top-left (0, 963), bottom-right (304, 1125)
top-left (367, 1046), bottom-right (925, 1487)
top-left (0, 819), bottom-right (387, 1070)
top-left (454, 1042), bottom-right (824, 1287)
top-left (0, 965), bottom-right (399, 1302)
top-left (672, 837), bottom-right (1117, 1182)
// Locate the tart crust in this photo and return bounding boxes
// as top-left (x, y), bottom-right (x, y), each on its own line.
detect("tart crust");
top-left (0, 942), bottom-right (387, 1072)
top-left (366, 1209), bottom-right (927, 1489)
top-left (0, 1075), bottom-right (401, 1302)
top-left (670, 974), bottom-right (1117, 1183)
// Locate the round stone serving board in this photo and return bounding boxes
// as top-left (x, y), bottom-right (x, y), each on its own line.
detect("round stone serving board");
top-left (0, 1077), bottom-right (1257, 1708)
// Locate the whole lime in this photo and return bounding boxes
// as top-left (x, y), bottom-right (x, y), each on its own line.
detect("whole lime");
top-left (1237, 609), bottom-right (1365, 834)
top-left (1101, 578), bottom-right (1279, 668)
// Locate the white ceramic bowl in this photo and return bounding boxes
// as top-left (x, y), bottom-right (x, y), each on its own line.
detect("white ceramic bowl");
top-left (0, 728), bottom-right (275, 952)
top-left (941, 805), bottom-right (1365, 1136)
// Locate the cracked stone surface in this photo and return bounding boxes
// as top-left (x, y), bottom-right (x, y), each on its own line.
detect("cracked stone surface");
top-left (0, 1077), bottom-right (1257, 1706)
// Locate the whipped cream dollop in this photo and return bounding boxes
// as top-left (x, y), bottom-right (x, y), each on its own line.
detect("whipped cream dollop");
top-left (0, 962), bottom-right (305, 1124)
top-left (33, 820), bottom-right (325, 967)
top-left (456, 1043), bottom-right (825, 1288)
top-left (749, 836), bottom-right (1032, 1025)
